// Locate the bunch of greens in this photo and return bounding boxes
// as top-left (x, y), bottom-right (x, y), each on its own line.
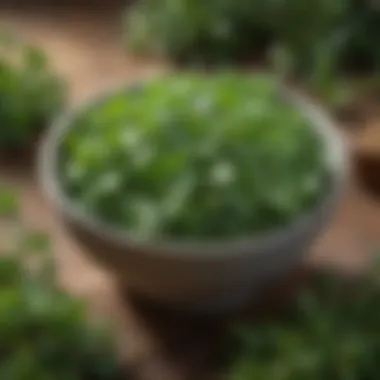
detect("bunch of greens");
top-left (125, 0), bottom-right (273, 63)
top-left (126, 0), bottom-right (347, 64)
top-left (0, 187), bottom-right (124, 380)
top-left (126, 0), bottom-right (380, 105)
top-left (59, 74), bottom-right (330, 241)
top-left (0, 30), bottom-right (65, 148)
top-left (228, 268), bottom-right (380, 380)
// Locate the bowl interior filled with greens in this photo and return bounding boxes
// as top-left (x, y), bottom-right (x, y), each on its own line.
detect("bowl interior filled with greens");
top-left (47, 74), bottom-right (343, 244)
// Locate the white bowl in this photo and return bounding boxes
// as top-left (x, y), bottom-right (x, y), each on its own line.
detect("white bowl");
top-left (39, 85), bottom-right (349, 313)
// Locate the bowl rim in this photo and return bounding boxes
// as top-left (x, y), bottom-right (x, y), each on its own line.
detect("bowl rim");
top-left (38, 76), bottom-right (350, 259)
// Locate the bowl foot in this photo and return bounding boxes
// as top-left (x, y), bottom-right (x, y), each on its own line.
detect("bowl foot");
top-left (119, 285), bottom-right (258, 315)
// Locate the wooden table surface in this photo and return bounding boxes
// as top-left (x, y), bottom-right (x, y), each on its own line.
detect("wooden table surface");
top-left (1, 3), bottom-right (380, 379)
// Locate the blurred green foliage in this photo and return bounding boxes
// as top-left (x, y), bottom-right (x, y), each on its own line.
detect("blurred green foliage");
top-left (228, 268), bottom-right (380, 380)
top-left (0, 29), bottom-right (66, 148)
top-left (59, 73), bottom-right (330, 240)
top-left (0, 187), bottom-right (125, 380)
top-left (0, 186), bottom-right (19, 217)
top-left (126, 0), bottom-right (380, 104)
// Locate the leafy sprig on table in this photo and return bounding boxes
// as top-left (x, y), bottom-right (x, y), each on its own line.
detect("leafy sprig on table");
top-left (0, 29), bottom-right (65, 148)
top-left (228, 267), bottom-right (380, 380)
top-left (0, 186), bottom-right (125, 380)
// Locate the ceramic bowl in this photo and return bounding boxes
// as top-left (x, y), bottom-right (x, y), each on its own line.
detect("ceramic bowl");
top-left (39, 85), bottom-right (349, 313)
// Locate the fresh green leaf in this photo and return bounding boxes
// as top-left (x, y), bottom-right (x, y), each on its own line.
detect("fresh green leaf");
top-left (0, 29), bottom-right (65, 148)
top-left (20, 230), bottom-right (51, 253)
top-left (0, 189), bottom-right (125, 379)
top-left (23, 46), bottom-right (47, 71)
top-left (227, 269), bottom-right (380, 380)
top-left (0, 186), bottom-right (19, 217)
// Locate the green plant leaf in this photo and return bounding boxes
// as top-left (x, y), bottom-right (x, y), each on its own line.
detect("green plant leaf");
top-left (0, 187), bottom-right (19, 217)
top-left (23, 45), bottom-right (47, 71)
top-left (0, 182), bottom-right (124, 379)
top-left (0, 29), bottom-right (66, 148)
top-left (21, 230), bottom-right (51, 253)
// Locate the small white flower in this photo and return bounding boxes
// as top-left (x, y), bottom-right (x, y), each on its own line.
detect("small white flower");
top-left (121, 128), bottom-right (141, 148)
top-left (133, 146), bottom-right (154, 168)
top-left (67, 164), bottom-right (84, 181)
top-left (210, 161), bottom-right (236, 185)
top-left (132, 199), bottom-right (160, 239)
top-left (97, 172), bottom-right (121, 193)
top-left (194, 96), bottom-right (214, 113)
top-left (173, 80), bottom-right (193, 96)
top-left (213, 19), bottom-right (230, 38)
top-left (245, 101), bottom-right (268, 117)
top-left (304, 174), bottom-right (319, 193)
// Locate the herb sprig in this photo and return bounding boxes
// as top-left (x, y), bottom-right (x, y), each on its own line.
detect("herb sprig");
top-left (0, 186), bottom-right (125, 380)
top-left (228, 268), bottom-right (380, 380)
top-left (0, 29), bottom-right (65, 148)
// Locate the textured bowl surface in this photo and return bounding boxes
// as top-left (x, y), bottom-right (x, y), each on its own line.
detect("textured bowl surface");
top-left (39, 84), bottom-right (349, 312)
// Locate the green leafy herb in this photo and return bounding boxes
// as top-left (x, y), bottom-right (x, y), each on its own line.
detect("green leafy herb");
top-left (227, 268), bottom-right (380, 380)
top-left (59, 73), bottom-right (330, 241)
top-left (0, 187), bottom-right (19, 217)
top-left (126, 0), bottom-right (380, 106)
top-left (0, 186), bottom-right (125, 379)
top-left (0, 29), bottom-right (66, 148)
